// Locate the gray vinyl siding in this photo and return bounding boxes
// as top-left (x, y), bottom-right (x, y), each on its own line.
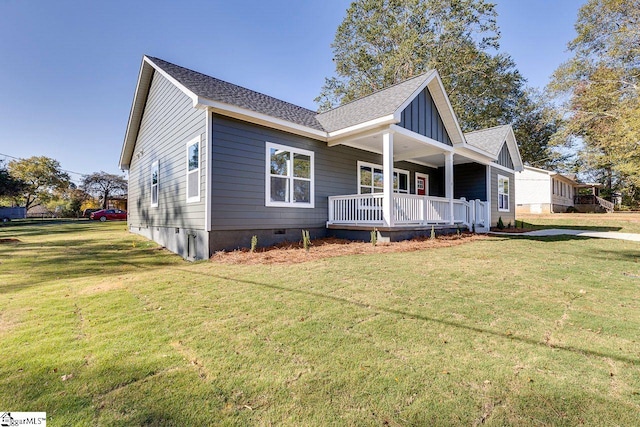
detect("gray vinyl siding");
top-left (210, 115), bottom-right (438, 231)
top-left (494, 143), bottom-right (515, 169)
top-left (454, 163), bottom-right (487, 201)
top-left (128, 71), bottom-right (207, 230)
top-left (399, 87), bottom-right (452, 146)
top-left (490, 167), bottom-right (515, 226)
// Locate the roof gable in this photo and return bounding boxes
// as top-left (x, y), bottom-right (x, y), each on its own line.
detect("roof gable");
top-left (316, 72), bottom-right (433, 133)
top-left (464, 125), bottom-right (523, 171)
top-left (317, 70), bottom-right (465, 145)
top-left (398, 86), bottom-right (452, 146)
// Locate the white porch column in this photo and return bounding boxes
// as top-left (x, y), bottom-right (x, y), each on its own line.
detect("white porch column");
top-left (382, 131), bottom-right (395, 227)
top-left (445, 152), bottom-right (454, 225)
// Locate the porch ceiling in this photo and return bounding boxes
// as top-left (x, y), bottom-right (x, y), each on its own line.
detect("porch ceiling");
top-left (332, 127), bottom-right (479, 168)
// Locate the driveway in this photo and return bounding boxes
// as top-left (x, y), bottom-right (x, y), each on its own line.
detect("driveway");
top-left (493, 228), bottom-right (640, 242)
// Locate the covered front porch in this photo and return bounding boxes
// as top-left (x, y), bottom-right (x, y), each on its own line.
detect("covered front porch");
top-left (327, 193), bottom-right (489, 231)
top-left (324, 123), bottom-right (493, 233)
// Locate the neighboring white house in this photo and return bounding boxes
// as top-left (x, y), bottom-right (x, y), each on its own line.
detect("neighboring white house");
top-left (515, 166), bottom-right (611, 214)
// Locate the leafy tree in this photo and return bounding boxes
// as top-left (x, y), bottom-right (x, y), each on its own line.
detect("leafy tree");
top-left (81, 171), bottom-right (127, 209)
top-left (0, 160), bottom-right (26, 200)
top-left (512, 89), bottom-right (564, 169)
top-left (8, 156), bottom-right (70, 210)
top-left (45, 184), bottom-right (92, 217)
top-left (316, 0), bottom-right (525, 132)
top-left (549, 0), bottom-right (640, 202)
top-left (316, 0), bottom-right (561, 168)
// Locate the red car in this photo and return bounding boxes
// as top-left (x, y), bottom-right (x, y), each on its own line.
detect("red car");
top-left (90, 209), bottom-right (127, 222)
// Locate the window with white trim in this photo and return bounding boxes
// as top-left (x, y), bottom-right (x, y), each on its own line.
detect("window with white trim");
top-left (150, 160), bottom-right (159, 207)
top-left (265, 142), bottom-right (314, 208)
top-left (498, 174), bottom-right (510, 212)
top-left (186, 137), bottom-right (200, 203)
top-left (357, 161), bottom-right (409, 194)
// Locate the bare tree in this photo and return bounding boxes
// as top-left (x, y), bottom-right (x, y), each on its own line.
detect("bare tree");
top-left (81, 172), bottom-right (127, 209)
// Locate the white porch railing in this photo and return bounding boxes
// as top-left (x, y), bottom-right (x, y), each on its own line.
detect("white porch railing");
top-left (328, 194), bottom-right (490, 230)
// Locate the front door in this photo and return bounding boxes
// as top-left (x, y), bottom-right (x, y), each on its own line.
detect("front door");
top-left (416, 173), bottom-right (429, 196)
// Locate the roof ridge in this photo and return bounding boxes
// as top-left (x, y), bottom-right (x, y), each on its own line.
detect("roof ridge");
top-left (145, 56), bottom-right (319, 115)
top-left (464, 124), bottom-right (510, 135)
top-left (317, 70), bottom-right (435, 116)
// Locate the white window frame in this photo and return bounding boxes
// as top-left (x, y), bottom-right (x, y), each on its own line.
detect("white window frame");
top-left (150, 160), bottom-right (159, 208)
top-left (498, 174), bottom-right (510, 212)
top-left (357, 161), bottom-right (410, 194)
top-left (265, 142), bottom-right (315, 208)
top-left (186, 137), bottom-right (201, 203)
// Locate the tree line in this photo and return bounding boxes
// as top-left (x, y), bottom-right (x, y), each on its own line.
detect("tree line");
top-left (0, 156), bottom-right (127, 217)
top-left (318, 0), bottom-right (639, 206)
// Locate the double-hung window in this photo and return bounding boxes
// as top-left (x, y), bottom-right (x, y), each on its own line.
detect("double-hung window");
top-left (266, 142), bottom-right (314, 208)
top-left (186, 137), bottom-right (200, 203)
top-left (150, 160), bottom-right (159, 208)
top-left (357, 161), bottom-right (409, 194)
top-left (498, 174), bottom-right (510, 212)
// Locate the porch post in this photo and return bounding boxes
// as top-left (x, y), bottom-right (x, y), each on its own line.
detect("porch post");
top-left (445, 152), bottom-right (454, 225)
top-left (383, 131), bottom-right (395, 227)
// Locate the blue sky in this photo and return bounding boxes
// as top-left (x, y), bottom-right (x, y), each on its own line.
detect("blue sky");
top-left (0, 0), bottom-right (585, 182)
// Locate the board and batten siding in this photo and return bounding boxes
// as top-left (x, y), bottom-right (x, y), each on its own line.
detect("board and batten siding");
top-left (494, 144), bottom-right (515, 169)
top-left (490, 167), bottom-right (515, 226)
top-left (210, 115), bottom-right (439, 232)
top-left (399, 87), bottom-right (452, 146)
top-left (454, 163), bottom-right (487, 201)
top-left (128, 71), bottom-right (207, 231)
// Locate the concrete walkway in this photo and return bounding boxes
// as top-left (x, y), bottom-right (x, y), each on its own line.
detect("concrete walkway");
top-left (492, 228), bottom-right (640, 242)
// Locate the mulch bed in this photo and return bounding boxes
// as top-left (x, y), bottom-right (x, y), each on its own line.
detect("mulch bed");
top-left (210, 233), bottom-right (486, 265)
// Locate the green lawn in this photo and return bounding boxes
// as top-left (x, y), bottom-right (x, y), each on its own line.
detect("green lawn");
top-left (1, 220), bottom-right (640, 425)
top-left (518, 212), bottom-right (640, 233)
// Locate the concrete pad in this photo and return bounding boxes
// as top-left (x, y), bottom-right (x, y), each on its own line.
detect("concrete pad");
top-left (492, 228), bottom-right (640, 242)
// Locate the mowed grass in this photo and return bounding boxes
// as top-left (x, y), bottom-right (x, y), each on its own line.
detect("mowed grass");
top-left (518, 211), bottom-right (640, 233)
top-left (1, 220), bottom-right (640, 426)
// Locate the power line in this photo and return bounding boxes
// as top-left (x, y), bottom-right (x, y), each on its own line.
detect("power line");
top-left (0, 152), bottom-right (88, 177)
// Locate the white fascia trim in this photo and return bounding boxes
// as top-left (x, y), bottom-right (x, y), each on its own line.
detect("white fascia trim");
top-left (455, 147), bottom-right (495, 165)
top-left (491, 162), bottom-right (518, 174)
top-left (199, 99), bottom-right (327, 141)
top-left (145, 56), bottom-right (199, 106)
top-left (120, 58), bottom-right (154, 170)
top-left (395, 70), bottom-right (437, 113)
top-left (326, 114), bottom-right (397, 141)
top-left (427, 73), bottom-right (466, 145)
top-left (505, 126), bottom-right (524, 171)
top-left (390, 124), bottom-right (454, 152)
top-left (458, 143), bottom-right (498, 160)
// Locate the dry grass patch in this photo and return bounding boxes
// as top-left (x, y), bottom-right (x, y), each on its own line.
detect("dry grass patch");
top-left (210, 233), bottom-right (486, 264)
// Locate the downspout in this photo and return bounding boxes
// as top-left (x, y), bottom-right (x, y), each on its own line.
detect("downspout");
top-left (205, 108), bottom-right (213, 234)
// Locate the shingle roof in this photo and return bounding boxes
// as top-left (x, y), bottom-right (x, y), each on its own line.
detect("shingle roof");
top-left (148, 56), bottom-right (437, 134)
top-left (464, 125), bottom-right (510, 156)
top-left (146, 56), bottom-right (324, 131)
top-left (316, 71), bottom-right (435, 133)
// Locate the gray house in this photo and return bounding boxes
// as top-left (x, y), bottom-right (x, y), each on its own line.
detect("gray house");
top-left (120, 56), bottom-right (523, 260)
